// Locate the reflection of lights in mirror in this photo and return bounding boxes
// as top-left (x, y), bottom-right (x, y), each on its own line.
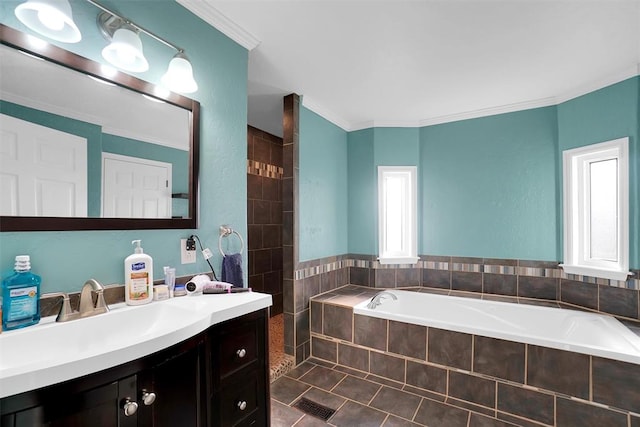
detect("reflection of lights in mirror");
top-left (99, 64), bottom-right (117, 77)
top-left (87, 75), bottom-right (116, 87)
top-left (0, 25), bottom-right (200, 231)
top-left (12, 0), bottom-right (198, 93)
top-left (25, 34), bottom-right (47, 49)
top-left (17, 48), bottom-right (43, 61)
top-left (142, 94), bottom-right (166, 104)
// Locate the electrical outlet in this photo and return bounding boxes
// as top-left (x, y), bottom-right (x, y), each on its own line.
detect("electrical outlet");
top-left (180, 238), bottom-right (196, 264)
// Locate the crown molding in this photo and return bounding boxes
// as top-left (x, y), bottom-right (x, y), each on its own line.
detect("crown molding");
top-left (319, 64), bottom-right (640, 132)
top-left (301, 96), bottom-right (353, 132)
top-left (176, 0), bottom-right (260, 51)
top-left (418, 97), bottom-right (558, 128)
top-left (555, 63), bottom-right (640, 104)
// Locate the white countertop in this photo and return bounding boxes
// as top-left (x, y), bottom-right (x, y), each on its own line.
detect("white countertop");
top-left (0, 292), bottom-right (272, 398)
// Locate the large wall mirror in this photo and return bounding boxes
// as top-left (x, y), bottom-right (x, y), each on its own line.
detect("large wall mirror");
top-left (0, 24), bottom-right (200, 231)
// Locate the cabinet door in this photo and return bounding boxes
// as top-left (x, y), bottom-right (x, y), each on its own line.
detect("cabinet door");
top-left (138, 341), bottom-right (205, 427)
top-left (3, 376), bottom-right (138, 427)
top-left (209, 309), bottom-right (270, 427)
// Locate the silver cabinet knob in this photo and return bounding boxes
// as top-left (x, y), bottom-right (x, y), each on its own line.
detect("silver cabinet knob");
top-left (123, 399), bottom-right (139, 416)
top-left (236, 348), bottom-right (246, 358)
top-left (141, 391), bottom-right (156, 406)
top-left (237, 400), bottom-right (247, 411)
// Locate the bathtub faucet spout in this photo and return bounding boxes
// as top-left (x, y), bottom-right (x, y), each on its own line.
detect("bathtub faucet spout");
top-left (367, 291), bottom-right (398, 309)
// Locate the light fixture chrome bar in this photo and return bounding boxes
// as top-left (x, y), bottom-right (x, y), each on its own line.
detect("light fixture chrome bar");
top-left (85, 0), bottom-right (184, 53)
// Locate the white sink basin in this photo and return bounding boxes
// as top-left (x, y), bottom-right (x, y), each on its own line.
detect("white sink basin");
top-left (0, 302), bottom-right (193, 368)
top-left (0, 292), bottom-right (272, 398)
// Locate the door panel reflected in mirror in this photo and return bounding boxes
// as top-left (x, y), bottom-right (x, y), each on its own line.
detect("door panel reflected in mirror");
top-left (0, 25), bottom-right (200, 231)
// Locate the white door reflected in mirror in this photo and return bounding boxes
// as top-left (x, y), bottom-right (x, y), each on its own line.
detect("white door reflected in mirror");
top-left (0, 114), bottom-right (87, 217)
top-left (102, 153), bottom-right (172, 219)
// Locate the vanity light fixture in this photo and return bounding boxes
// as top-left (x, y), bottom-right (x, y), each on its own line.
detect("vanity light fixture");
top-left (14, 0), bottom-right (82, 43)
top-left (93, 3), bottom-right (199, 93)
top-left (161, 51), bottom-right (198, 94)
top-left (100, 21), bottom-right (149, 73)
top-left (14, 0), bottom-right (199, 94)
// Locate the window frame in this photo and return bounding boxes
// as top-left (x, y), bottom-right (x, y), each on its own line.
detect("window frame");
top-left (377, 165), bottom-right (418, 265)
top-left (561, 137), bottom-right (630, 281)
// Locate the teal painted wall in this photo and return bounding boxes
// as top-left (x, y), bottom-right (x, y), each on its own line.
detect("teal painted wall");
top-left (347, 129), bottom-right (376, 254)
top-left (373, 127), bottom-right (420, 166)
top-left (345, 127), bottom-right (420, 255)
top-left (299, 107), bottom-right (348, 261)
top-left (557, 76), bottom-right (640, 268)
top-left (420, 107), bottom-right (559, 260)
top-left (340, 80), bottom-right (639, 267)
top-left (345, 113), bottom-right (558, 260)
top-left (0, 0), bottom-right (248, 292)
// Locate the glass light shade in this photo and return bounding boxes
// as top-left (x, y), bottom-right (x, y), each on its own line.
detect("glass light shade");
top-left (15, 0), bottom-right (81, 43)
top-left (161, 53), bottom-right (198, 94)
top-left (101, 27), bottom-right (149, 73)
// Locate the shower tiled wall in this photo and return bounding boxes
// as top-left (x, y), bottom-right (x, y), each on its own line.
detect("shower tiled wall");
top-left (247, 125), bottom-right (284, 315)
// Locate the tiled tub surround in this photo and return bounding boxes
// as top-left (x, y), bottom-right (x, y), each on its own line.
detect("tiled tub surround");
top-left (355, 290), bottom-right (640, 364)
top-left (286, 254), bottom-right (640, 375)
top-left (310, 286), bottom-right (640, 427)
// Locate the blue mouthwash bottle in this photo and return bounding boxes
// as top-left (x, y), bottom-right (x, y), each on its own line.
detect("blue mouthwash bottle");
top-left (2, 255), bottom-right (41, 331)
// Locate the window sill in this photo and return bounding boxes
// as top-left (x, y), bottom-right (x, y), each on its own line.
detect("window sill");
top-left (378, 256), bottom-right (419, 265)
top-left (560, 264), bottom-right (632, 281)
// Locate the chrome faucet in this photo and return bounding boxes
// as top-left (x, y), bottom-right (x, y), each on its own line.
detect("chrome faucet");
top-left (367, 291), bottom-right (398, 309)
top-left (49, 279), bottom-right (109, 322)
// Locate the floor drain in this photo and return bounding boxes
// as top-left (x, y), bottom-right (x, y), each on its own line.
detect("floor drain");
top-left (293, 397), bottom-right (336, 421)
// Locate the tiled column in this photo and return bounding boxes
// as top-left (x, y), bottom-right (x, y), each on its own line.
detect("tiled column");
top-left (282, 94), bottom-right (300, 359)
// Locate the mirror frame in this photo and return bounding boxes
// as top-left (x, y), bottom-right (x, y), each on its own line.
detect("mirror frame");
top-left (0, 25), bottom-right (200, 231)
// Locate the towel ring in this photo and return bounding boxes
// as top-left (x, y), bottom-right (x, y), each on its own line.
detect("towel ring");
top-left (218, 225), bottom-right (244, 256)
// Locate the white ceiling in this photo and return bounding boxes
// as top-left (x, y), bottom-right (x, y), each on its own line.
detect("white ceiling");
top-left (181, 0), bottom-right (640, 138)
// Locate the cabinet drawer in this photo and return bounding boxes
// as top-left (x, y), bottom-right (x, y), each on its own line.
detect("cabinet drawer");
top-left (219, 322), bottom-right (258, 378)
top-left (219, 372), bottom-right (260, 426)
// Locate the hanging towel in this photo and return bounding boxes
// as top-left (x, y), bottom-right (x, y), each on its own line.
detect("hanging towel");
top-left (222, 253), bottom-right (244, 288)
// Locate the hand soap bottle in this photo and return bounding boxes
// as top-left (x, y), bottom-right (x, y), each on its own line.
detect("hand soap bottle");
top-left (2, 255), bottom-right (41, 330)
top-left (125, 240), bottom-right (153, 305)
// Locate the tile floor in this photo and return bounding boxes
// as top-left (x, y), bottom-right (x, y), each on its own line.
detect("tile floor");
top-left (270, 358), bottom-right (516, 427)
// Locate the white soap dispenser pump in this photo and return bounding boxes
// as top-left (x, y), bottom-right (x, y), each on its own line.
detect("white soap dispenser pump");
top-left (124, 239), bottom-right (153, 306)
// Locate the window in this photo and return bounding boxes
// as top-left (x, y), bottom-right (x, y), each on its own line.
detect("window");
top-left (562, 137), bottom-right (630, 281)
top-left (378, 166), bottom-right (418, 264)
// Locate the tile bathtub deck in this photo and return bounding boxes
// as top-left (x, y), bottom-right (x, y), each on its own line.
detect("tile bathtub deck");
top-left (270, 359), bottom-right (517, 427)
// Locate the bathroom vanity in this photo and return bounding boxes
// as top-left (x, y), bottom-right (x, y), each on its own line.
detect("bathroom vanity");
top-left (0, 293), bottom-right (272, 427)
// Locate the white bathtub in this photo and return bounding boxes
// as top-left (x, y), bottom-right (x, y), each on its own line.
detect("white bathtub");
top-left (353, 290), bottom-right (640, 365)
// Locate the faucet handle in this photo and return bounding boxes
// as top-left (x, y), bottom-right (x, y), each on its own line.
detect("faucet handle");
top-left (94, 289), bottom-right (110, 314)
top-left (44, 292), bottom-right (74, 322)
top-left (58, 296), bottom-right (74, 322)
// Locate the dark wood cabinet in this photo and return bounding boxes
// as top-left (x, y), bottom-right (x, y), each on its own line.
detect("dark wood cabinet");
top-left (209, 310), bottom-right (269, 427)
top-left (0, 309), bottom-right (269, 427)
top-left (137, 335), bottom-right (206, 427)
top-left (0, 376), bottom-right (137, 427)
